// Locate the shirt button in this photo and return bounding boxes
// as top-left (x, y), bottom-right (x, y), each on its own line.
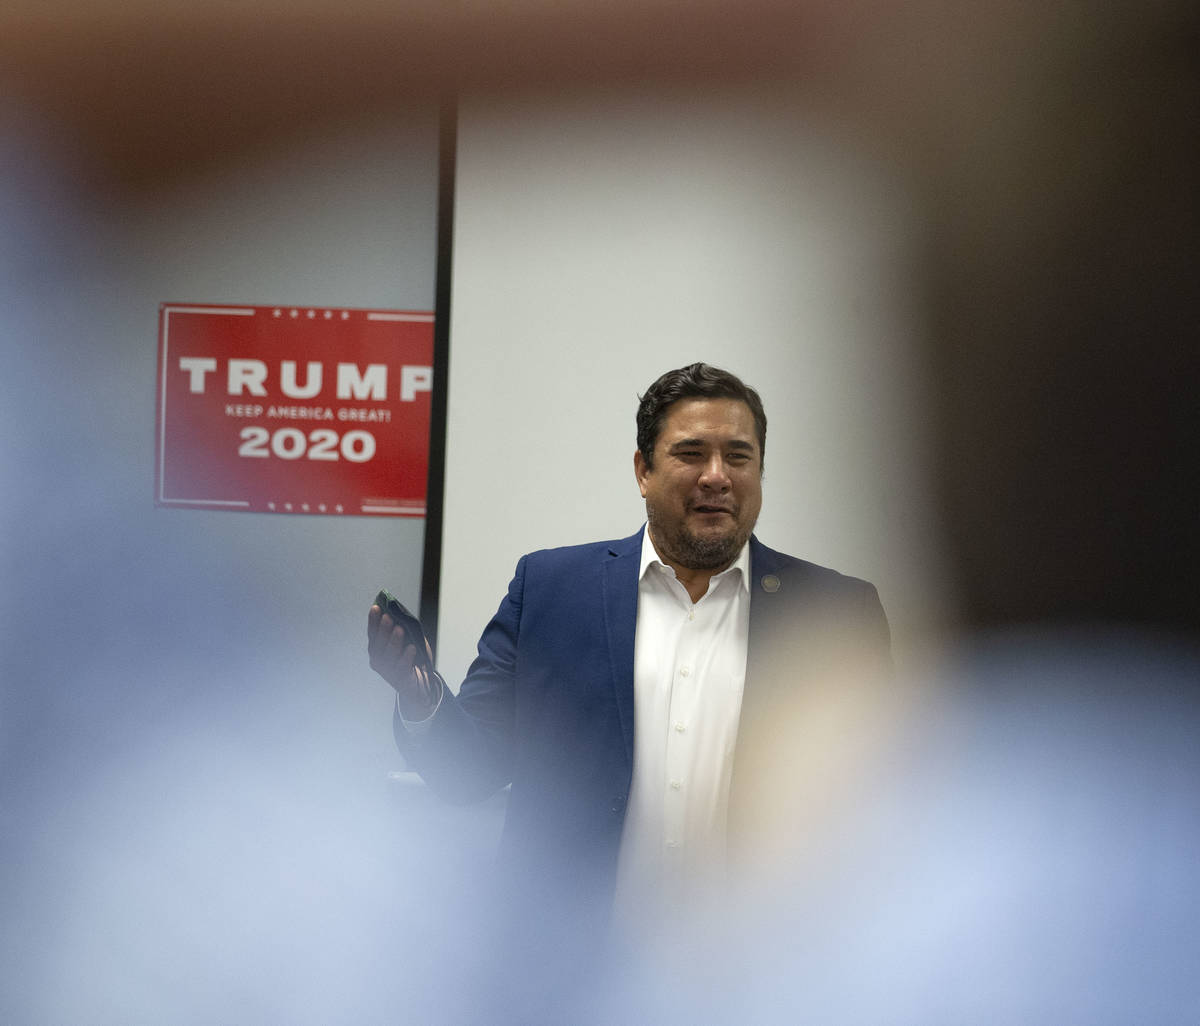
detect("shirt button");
top-left (679, 667), bottom-right (690, 677)
top-left (670, 780), bottom-right (682, 790)
top-left (674, 722), bottom-right (686, 733)
top-left (688, 610), bottom-right (695, 621)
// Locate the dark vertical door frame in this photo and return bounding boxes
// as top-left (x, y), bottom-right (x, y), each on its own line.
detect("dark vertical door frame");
top-left (419, 95), bottom-right (456, 650)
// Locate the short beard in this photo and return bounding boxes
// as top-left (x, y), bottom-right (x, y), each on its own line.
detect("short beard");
top-left (645, 500), bottom-right (751, 572)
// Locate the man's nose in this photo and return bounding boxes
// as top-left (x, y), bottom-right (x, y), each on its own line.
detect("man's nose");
top-left (698, 454), bottom-right (731, 489)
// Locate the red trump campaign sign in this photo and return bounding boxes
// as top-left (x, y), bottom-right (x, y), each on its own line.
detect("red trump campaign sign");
top-left (156, 303), bottom-right (434, 516)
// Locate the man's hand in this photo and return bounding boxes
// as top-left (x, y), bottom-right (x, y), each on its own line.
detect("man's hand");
top-left (368, 603), bottom-right (441, 721)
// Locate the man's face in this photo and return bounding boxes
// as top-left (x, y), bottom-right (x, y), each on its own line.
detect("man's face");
top-left (634, 397), bottom-right (763, 573)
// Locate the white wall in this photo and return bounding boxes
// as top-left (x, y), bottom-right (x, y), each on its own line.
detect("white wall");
top-left (439, 87), bottom-right (950, 684)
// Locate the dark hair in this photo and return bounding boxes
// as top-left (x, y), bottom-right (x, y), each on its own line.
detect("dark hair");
top-left (636, 363), bottom-right (767, 470)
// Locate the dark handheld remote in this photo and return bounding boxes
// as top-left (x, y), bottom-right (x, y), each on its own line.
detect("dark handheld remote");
top-left (374, 590), bottom-right (434, 672)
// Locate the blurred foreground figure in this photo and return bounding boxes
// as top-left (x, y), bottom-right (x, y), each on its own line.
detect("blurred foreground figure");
top-left (594, 633), bottom-right (1200, 1025)
top-left (639, 6), bottom-right (1198, 1019)
top-left (367, 363), bottom-right (890, 1016)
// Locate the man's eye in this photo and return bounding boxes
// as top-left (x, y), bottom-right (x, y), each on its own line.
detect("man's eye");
top-left (727, 452), bottom-right (751, 463)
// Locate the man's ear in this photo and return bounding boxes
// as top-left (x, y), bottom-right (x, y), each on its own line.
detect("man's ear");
top-left (634, 450), bottom-right (650, 497)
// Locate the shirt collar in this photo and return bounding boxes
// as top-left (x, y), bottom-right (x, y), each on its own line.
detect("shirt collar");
top-left (638, 524), bottom-right (751, 595)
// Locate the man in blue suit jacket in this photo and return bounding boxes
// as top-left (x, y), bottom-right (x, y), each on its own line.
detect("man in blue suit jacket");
top-left (368, 363), bottom-right (889, 939)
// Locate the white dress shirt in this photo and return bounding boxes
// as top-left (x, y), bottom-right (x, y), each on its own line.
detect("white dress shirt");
top-left (611, 528), bottom-right (751, 929)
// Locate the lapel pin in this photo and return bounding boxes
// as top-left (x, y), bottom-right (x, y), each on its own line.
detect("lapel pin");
top-left (761, 574), bottom-right (781, 593)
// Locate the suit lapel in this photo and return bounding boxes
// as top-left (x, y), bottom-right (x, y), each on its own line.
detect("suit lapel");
top-left (601, 528), bottom-right (643, 767)
top-left (726, 536), bottom-right (792, 857)
top-left (737, 536), bottom-right (789, 763)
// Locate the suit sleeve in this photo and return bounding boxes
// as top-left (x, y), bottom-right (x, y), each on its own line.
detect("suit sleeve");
top-left (392, 556), bottom-right (526, 803)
